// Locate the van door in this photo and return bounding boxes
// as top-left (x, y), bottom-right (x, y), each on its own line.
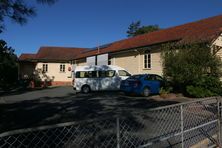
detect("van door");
top-left (87, 71), bottom-right (100, 91)
top-left (99, 70), bottom-right (117, 90)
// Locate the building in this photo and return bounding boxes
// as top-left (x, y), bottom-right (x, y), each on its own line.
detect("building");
top-left (19, 15), bottom-right (222, 86)
top-left (19, 47), bottom-right (88, 86)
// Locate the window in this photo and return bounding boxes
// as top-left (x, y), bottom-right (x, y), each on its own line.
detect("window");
top-left (95, 56), bottom-right (97, 65)
top-left (108, 56), bottom-right (111, 65)
top-left (155, 75), bottom-right (163, 81)
top-left (99, 71), bottom-right (106, 78)
top-left (145, 74), bottom-right (163, 81)
top-left (145, 75), bottom-right (156, 80)
top-left (88, 71), bottom-right (98, 78)
top-left (60, 64), bottom-right (65, 72)
top-left (144, 50), bottom-right (151, 69)
top-left (75, 70), bottom-right (116, 78)
top-left (99, 70), bottom-right (115, 77)
top-left (118, 70), bottom-right (131, 76)
top-left (106, 70), bottom-right (115, 77)
top-left (76, 71), bottom-right (88, 78)
top-left (42, 64), bottom-right (48, 72)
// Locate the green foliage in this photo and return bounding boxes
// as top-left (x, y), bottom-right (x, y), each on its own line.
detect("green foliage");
top-left (0, 0), bottom-right (57, 32)
top-left (186, 75), bottom-right (222, 97)
top-left (126, 21), bottom-right (141, 37)
top-left (186, 86), bottom-right (215, 98)
top-left (162, 43), bottom-right (222, 97)
top-left (0, 40), bottom-right (18, 90)
top-left (135, 25), bottom-right (160, 35)
top-left (160, 86), bottom-right (172, 94)
top-left (127, 21), bottom-right (159, 37)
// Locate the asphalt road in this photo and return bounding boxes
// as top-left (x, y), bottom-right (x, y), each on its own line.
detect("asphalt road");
top-left (0, 87), bottom-right (219, 147)
top-left (0, 86), bottom-right (179, 132)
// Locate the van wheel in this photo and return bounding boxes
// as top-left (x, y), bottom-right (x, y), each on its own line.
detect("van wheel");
top-left (142, 87), bottom-right (150, 97)
top-left (82, 85), bottom-right (90, 94)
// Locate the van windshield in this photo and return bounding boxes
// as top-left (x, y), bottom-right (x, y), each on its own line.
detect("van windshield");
top-left (118, 70), bottom-right (131, 76)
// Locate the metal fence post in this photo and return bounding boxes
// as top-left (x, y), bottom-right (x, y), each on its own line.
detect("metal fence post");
top-left (116, 117), bottom-right (120, 148)
top-left (181, 105), bottom-right (184, 148)
top-left (217, 97), bottom-right (221, 146)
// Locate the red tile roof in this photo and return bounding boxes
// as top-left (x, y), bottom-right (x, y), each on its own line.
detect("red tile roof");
top-left (35, 47), bottom-right (88, 61)
top-left (19, 54), bottom-right (36, 61)
top-left (75, 15), bottom-right (222, 59)
top-left (19, 47), bottom-right (89, 61)
top-left (19, 15), bottom-right (222, 62)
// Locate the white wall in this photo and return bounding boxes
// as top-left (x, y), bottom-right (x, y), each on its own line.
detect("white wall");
top-left (35, 62), bottom-right (73, 82)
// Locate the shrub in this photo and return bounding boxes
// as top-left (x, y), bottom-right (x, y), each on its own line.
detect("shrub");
top-left (186, 86), bottom-right (215, 98)
top-left (161, 43), bottom-right (222, 97)
top-left (159, 86), bottom-right (173, 98)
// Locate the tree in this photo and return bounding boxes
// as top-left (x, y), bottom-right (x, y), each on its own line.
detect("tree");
top-left (126, 21), bottom-right (141, 37)
top-left (0, 40), bottom-right (18, 90)
top-left (0, 0), bottom-right (57, 33)
top-left (161, 43), bottom-right (222, 97)
top-left (126, 21), bottom-right (160, 37)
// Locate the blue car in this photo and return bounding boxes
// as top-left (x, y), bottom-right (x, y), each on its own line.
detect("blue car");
top-left (120, 74), bottom-right (164, 96)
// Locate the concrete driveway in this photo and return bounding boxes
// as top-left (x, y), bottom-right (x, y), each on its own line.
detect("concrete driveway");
top-left (0, 86), bottom-right (179, 132)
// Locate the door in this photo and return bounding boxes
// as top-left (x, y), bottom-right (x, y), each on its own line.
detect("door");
top-left (99, 70), bottom-right (117, 90)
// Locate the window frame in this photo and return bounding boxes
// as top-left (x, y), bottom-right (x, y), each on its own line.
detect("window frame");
top-left (42, 64), bottom-right (48, 73)
top-left (60, 64), bottom-right (66, 73)
top-left (144, 50), bottom-right (151, 69)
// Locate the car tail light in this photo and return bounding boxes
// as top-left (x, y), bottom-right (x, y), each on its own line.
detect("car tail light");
top-left (134, 80), bottom-right (140, 87)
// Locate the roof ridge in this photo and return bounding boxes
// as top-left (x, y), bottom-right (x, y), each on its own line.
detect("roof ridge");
top-left (39, 46), bottom-right (89, 49)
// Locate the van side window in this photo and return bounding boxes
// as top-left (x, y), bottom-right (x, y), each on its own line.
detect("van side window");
top-left (76, 70), bottom-right (116, 78)
top-left (88, 71), bottom-right (98, 78)
top-left (106, 70), bottom-right (115, 77)
top-left (76, 71), bottom-right (86, 78)
top-left (99, 71), bottom-right (106, 77)
top-left (118, 70), bottom-right (131, 76)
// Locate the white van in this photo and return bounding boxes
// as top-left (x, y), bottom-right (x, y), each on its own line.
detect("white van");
top-left (73, 65), bottom-right (131, 93)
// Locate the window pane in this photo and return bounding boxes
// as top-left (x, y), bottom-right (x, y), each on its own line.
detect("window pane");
top-left (144, 50), bottom-right (151, 69)
top-left (99, 71), bottom-right (105, 77)
top-left (148, 54), bottom-right (151, 58)
top-left (145, 75), bottom-right (155, 80)
top-left (43, 64), bottom-right (48, 72)
top-left (60, 64), bottom-right (65, 72)
top-left (76, 71), bottom-right (90, 78)
top-left (63, 65), bottom-right (65, 72)
top-left (155, 75), bottom-right (163, 81)
top-left (106, 70), bottom-right (115, 77)
top-left (88, 71), bottom-right (97, 78)
top-left (118, 70), bottom-right (131, 76)
top-left (46, 64), bottom-right (48, 71)
top-left (144, 63), bottom-right (147, 68)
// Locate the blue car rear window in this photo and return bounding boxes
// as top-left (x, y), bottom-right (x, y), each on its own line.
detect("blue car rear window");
top-left (128, 75), bottom-right (143, 80)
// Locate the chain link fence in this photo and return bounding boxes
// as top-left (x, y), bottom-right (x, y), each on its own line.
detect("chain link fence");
top-left (0, 97), bottom-right (221, 148)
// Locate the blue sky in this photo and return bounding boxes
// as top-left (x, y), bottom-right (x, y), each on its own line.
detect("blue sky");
top-left (1, 0), bottom-right (222, 56)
